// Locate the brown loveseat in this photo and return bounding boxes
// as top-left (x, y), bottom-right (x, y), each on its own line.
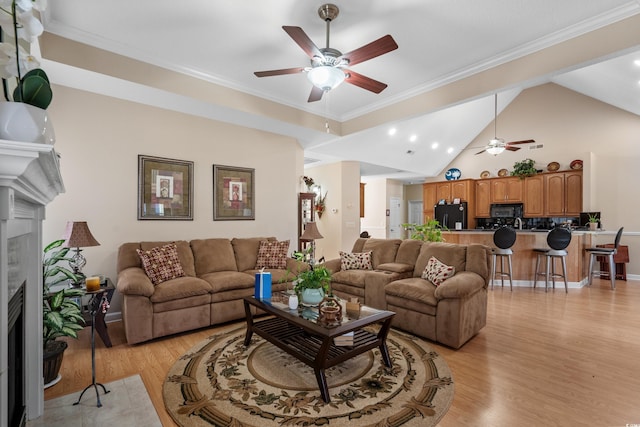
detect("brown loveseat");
top-left (324, 238), bottom-right (491, 348)
top-left (116, 237), bottom-right (301, 344)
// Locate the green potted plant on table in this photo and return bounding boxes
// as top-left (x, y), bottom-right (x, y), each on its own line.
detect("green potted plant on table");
top-left (42, 239), bottom-right (85, 387)
top-left (587, 214), bottom-right (599, 231)
top-left (293, 264), bottom-right (332, 306)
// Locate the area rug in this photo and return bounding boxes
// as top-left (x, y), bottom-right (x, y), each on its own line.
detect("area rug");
top-left (163, 324), bottom-right (454, 426)
top-left (29, 375), bottom-right (161, 427)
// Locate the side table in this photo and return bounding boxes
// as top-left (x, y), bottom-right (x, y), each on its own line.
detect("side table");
top-left (73, 285), bottom-right (112, 407)
top-left (597, 244), bottom-right (629, 280)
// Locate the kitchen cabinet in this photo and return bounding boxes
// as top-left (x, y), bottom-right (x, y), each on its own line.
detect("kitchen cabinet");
top-left (523, 175), bottom-right (545, 217)
top-left (490, 177), bottom-right (523, 202)
top-left (544, 171), bottom-right (582, 216)
top-left (423, 179), bottom-right (475, 226)
top-left (475, 180), bottom-right (491, 217)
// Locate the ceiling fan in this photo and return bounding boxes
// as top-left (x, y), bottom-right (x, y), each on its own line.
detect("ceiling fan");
top-left (254, 3), bottom-right (398, 102)
top-left (475, 93), bottom-right (535, 155)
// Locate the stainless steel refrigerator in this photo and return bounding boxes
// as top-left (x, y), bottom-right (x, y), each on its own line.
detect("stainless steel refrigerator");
top-left (434, 202), bottom-right (467, 230)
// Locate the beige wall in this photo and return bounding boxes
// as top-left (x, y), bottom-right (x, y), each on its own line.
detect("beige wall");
top-left (43, 86), bottom-right (304, 314)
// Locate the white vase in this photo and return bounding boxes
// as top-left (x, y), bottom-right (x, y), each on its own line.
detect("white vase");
top-left (0, 102), bottom-right (55, 144)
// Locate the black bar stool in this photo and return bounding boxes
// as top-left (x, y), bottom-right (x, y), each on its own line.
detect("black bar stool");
top-left (533, 227), bottom-right (571, 293)
top-left (585, 227), bottom-right (623, 290)
top-left (491, 226), bottom-right (516, 291)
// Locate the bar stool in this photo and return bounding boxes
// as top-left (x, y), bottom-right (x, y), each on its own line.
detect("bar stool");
top-left (533, 227), bottom-right (571, 293)
top-left (491, 226), bottom-right (516, 291)
top-left (585, 226), bottom-right (623, 290)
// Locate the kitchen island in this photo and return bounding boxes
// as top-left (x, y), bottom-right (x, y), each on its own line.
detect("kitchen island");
top-left (443, 230), bottom-right (594, 287)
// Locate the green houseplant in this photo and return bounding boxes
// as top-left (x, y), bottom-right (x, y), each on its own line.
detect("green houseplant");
top-left (511, 159), bottom-right (537, 179)
top-left (42, 239), bottom-right (85, 385)
top-left (402, 218), bottom-right (446, 242)
top-left (587, 213), bottom-right (599, 231)
top-left (293, 264), bottom-right (332, 305)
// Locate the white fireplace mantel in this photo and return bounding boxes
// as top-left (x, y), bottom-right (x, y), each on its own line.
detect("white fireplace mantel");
top-left (0, 139), bottom-right (64, 426)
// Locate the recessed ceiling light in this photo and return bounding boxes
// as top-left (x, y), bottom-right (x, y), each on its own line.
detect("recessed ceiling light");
top-left (447, 147), bottom-right (454, 154)
top-left (431, 142), bottom-right (439, 149)
top-left (635, 59), bottom-right (640, 66)
top-left (388, 128), bottom-right (397, 136)
top-left (406, 150), bottom-right (415, 155)
top-left (409, 134), bottom-right (417, 142)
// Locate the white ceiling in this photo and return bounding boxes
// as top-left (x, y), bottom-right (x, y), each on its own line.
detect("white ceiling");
top-left (42, 0), bottom-right (640, 182)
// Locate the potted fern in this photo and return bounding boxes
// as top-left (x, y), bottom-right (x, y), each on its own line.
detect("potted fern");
top-left (42, 239), bottom-right (85, 386)
top-left (402, 218), bottom-right (446, 242)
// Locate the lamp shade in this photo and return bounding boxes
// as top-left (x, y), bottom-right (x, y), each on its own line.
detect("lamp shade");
top-left (307, 66), bottom-right (345, 91)
top-left (300, 222), bottom-right (324, 240)
top-left (62, 221), bottom-right (100, 248)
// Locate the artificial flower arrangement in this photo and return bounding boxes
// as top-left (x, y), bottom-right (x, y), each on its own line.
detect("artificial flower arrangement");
top-left (0, 0), bottom-right (52, 109)
top-left (302, 175), bottom-right (314, 190)
top-left (315, 191), bottom-right (327, 218)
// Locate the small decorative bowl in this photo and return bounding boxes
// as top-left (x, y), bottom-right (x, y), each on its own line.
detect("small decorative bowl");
top-left (570, 159), bottom-right (583, 170)
top-left (547, 161), bottom-right (560, 172)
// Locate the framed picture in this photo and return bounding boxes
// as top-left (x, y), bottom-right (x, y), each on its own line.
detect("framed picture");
top-left (213, 164), bottom-right (255, 220)
top-left (138, 155), bottom-right (194, 220)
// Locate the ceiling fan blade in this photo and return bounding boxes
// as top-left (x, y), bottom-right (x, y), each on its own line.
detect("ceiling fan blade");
top-left (344, 70), bottom-right (388, 93)
top-left (308, 86), bottom-right (324, 102)
top-left (283, 26), bottom-right (323, 59)
top-left (254, 67), bottom-right (306, 77)
top-left (506, 146), bottom-right (521, 151)
top-left (475, 149), bottom-right (487, 155)
top-left (340, 35), bottom-right (398, 66)
top-left (506, 139), bottom-right (535, 145)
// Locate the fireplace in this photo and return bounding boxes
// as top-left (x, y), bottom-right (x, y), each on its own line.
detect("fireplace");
top-left (8, 282), bottom-right (25, 427)
top-left (1, 140), bottom-right (65, 424)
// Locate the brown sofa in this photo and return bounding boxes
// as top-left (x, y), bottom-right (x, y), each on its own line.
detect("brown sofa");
top-left (324, 238), bottom-right (491, 348)
top-left (116, 237), bottom-right (302, 344)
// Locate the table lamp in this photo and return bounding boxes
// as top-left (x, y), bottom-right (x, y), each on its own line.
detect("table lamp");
top-left (300, 221), bottom-right (323, 265)
top-left (62, 221), bottom-right (100, 286)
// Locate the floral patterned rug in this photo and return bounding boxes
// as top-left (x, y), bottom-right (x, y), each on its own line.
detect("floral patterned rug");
top-left (163, 324), bottom-right (454, 426)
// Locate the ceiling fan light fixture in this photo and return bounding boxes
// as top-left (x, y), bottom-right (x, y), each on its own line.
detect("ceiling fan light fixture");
top-left (486, 139), bottom-right (506, 155)
top-left (307, 66), bottom-right (345, 91)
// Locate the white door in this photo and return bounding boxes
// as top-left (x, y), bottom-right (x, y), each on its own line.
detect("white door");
top-left (389, 197), bottom-right (402, 239)
top-left (408, 200), bottom-right (423, 225)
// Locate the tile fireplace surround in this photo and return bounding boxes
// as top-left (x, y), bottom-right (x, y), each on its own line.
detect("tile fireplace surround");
top-left (0, 140), bottom-right (64, 427)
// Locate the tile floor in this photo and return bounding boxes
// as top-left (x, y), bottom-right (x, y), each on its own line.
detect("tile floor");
top-left (27, 375), bottom-right (162, 427)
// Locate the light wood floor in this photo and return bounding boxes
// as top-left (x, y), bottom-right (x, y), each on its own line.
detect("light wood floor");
top-left (45, 278), bottom-right (640, 426)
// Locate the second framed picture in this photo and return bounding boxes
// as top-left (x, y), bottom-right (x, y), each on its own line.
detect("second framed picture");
top-left (213, 164), bottom-right (255, 220)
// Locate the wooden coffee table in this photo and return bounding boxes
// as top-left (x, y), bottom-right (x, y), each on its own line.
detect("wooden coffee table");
top-left (243, 295), bottom-right (395, 403)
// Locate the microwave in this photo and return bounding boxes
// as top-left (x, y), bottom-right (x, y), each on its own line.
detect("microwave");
top-left (490, 203), bottom-right (523, 218)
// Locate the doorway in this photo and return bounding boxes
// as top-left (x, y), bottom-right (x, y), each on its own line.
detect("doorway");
top-left (389, 197), bottom-right (402, 239)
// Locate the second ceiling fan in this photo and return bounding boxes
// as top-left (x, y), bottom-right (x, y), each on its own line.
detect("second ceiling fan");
top-left (254, 3), bottom-right (398, 102)
top-left (475, 93), bottom-right (535, 155)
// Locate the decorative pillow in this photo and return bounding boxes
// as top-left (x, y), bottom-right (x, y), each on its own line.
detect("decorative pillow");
top-left (422, 256), bottom-right (455, 286)
top-left (136, 243), bottom-right (185, 285)
top-left (340, 251), bottom-right (373, 271)
top-left (255, 240), bottom-right (290, 269)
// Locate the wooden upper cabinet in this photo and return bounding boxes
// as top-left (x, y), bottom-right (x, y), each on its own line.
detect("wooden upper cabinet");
top-left (475, 180), bottom-right (491, 217)
top-left (451, 179), bottom-right (473, 201)
top-left (544, 171), bottom-right (582, 216)
top-left (524, 175), bottom-right (545, 217)
top-left (436, 181), bottom-right (451, 202)
top-left (564, 171), bottom-right (583, 216)
top-left (490, 177), bottom-right (523, 203)
top-left (423, 183), bottom-right (438, 220)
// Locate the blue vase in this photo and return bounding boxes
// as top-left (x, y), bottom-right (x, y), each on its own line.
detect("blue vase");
top-left (301, 288), bottom-right (324, 306)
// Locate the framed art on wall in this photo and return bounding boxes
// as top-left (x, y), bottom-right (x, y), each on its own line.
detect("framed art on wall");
top-left (138, 155), bottom-right (194, 220)
top-left (213, 164), bottom-right (255, 220)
